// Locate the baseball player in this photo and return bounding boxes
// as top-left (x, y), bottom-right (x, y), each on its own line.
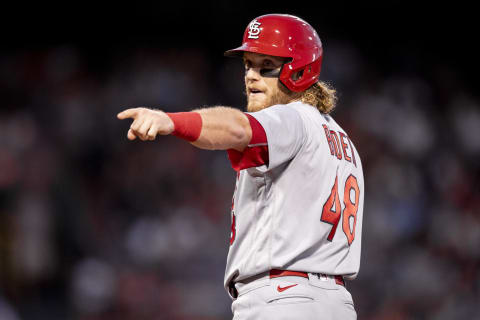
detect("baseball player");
top-left (118, 14), bottom-right (363, 320)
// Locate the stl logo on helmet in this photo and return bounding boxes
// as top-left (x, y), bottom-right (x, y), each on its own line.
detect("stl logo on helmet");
top-left (247, 19), bottom-right (262, 39)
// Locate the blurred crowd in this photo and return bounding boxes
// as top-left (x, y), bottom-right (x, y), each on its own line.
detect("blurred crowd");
top-left (0, 41), bottom-right (479, 319)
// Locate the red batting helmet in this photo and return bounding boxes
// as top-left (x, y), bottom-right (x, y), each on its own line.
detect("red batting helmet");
top-left (225, 14), bottom-right (323, 92)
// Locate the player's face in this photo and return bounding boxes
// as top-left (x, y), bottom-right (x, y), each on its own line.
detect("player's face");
top-left (243, 52), bottom-right (292, 112)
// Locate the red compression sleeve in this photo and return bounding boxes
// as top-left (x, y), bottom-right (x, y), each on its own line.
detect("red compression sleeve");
top-left (166, 112), bottom-right (203, 142)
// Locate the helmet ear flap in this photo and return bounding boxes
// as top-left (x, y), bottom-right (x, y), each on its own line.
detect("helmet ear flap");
top-left (279, 59), bottom-right (322, 92)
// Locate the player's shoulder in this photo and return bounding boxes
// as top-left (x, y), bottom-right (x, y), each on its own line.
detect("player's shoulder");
top-left (252, 102), bottom-right (333, 128)
top-left (257, 101), bottom-right (319, 119)
top-left (251, 102), bottom-right (305, 122)
top-left (284, 101), bottom-right (336, 126)
top-left (257, 102), bottom-right (304, 114)
top-left (284, 101), bottom-right (316, 114)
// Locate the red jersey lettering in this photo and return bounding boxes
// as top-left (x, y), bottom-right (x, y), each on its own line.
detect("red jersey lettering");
top-left (322, 124), bottom-right (335, 156)
top-left (323, 125), bottom-right (356, 166)
top-left (340, 132), bottom-right (352, 163)
top-left (330, 130), bottom-right (343, 160)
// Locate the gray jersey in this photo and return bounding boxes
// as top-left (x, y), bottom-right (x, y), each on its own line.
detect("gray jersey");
top-left (224, 102), bottom-right (364, 290)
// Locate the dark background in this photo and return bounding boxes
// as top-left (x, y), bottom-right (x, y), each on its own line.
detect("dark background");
top-left (2, 1), bottom-right (478, 82)
top-left (1, 1), bottom-right (479, 319)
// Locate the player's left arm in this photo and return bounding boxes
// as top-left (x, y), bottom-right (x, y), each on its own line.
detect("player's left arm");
top-left (117, 107), bottom-right (252, 151)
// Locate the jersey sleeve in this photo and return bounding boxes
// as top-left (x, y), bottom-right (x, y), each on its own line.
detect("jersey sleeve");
top-left (227, 104), bottom-right (306, 172)
top-left (227, 114), bottom-right (269, 171)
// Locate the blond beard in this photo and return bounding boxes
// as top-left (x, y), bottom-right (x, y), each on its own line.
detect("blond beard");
top-left (246, 83), bottom-right (300, 112)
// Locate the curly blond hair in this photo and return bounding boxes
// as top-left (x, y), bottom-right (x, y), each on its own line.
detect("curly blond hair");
top-left (300, 81), bottom-right (337, 114)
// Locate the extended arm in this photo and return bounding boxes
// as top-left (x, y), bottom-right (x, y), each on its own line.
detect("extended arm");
top-left (117, 107), bottom-right (252, 151)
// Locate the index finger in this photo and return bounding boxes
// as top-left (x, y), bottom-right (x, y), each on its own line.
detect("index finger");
top-left (117, 108), bottom-right (140, 120)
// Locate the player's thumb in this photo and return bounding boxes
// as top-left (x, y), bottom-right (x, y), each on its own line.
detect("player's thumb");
top-left (127, 128), bottom-right (137, 140)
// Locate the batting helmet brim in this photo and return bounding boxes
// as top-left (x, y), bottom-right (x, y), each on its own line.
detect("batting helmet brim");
top-left (224, 43), bottom-right (295, 59)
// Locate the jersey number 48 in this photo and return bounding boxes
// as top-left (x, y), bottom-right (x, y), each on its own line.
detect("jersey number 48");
top-left (321, 174), bottom-right (360, 245)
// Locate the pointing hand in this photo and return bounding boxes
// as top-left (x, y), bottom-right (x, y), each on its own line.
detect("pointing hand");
top-left (117, 107), bottom-right (174, 141)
